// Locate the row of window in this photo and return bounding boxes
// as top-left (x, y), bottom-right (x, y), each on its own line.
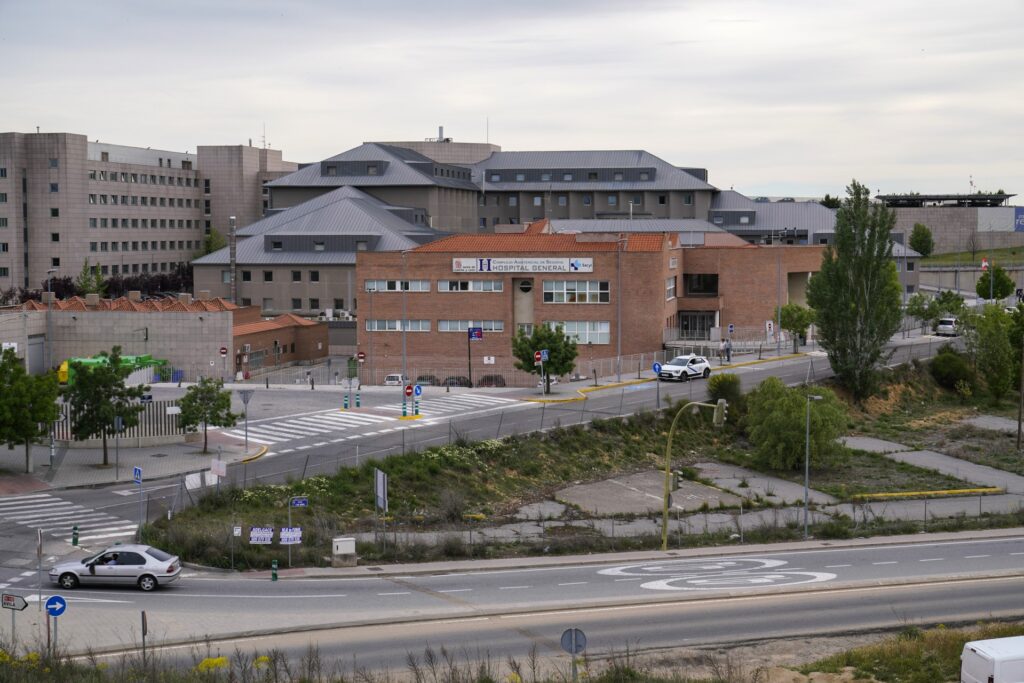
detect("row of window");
top-left (241, 297), bottom-right (348, 310)
top-left (488, 171), bottom-right (648, 183)
top-left (478, 193), bottom-right (690, 208)
top-left (89, 194), bottom-right (202, 209)
top-left (231, 270), bottom-right (322, 283)
top-left (88, 170), bottom-right (197, 187)
top-left (90, 217), bottom-right (204, 229)
top-left (91, 240), bottom-right (197, 253)
top-left (363, 319), bottom-right (611, 344)
top-left (362, 279), bottom-right (613, 304)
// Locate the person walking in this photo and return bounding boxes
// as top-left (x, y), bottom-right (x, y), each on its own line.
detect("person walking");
top-left (725, 338), bottom-right (732, 363)
top-left (718, 339), bottom-right (726, 364)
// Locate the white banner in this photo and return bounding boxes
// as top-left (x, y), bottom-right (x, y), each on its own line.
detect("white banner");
top-left (249, 526), bottom-right (274, 544)
top-left (374, 468), bottom-right (388, 513)
top-left (280, 527), bottom-right (302, 545)
top-left (452, 257), bottom-right (593, 273)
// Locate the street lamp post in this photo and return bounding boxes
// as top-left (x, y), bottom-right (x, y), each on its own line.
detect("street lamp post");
top-left (661, 398), bottom-right (728, 550)
top-left (616, 235), bottom-right (626, 382)
top-left (804, 394), bottom-right (823, 539)
top-left (45, 268), bottom-right (57, 370)
top-left (401, 251), bottom-right (409, 396)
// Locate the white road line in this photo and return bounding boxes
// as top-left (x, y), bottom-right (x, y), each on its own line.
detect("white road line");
top-left (278, 448), bottom-right (294, 453)
top-left (872, 561), bottom-right (898, 565)
top-left (919, 558), bottom-right (944, 562)
top-left (1012, 552), bottom-right (1024, 556)
top-left (9, 577), bottom-right (22, 583)
top-left (825, 564), bottom-right (852, 568)
top-left (964, 555), bottom-right (990, 559)
top-left (614, 577), bottom-right (643, 582)
top-left (499, 585), bottom-right (530, 590)
top-left (377, 592), bottom-right (410, 596)
top-left (296, 445), bottom-right (311, 450)
top-left (438, 589), bottom-right (472, 593)
top-left (558, 582), bottom-right (588, 586)
top-left (19, 571), bottom-right (34, 577)
top-left (0, 584), bottom-right (8, 589)
top-left (313, 442), bottom-right (328, 447)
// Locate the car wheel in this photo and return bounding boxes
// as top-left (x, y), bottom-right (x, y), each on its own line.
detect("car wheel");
top-left (702, 368), bottom-right (711, 379)
top-left (58, 573), bottom-right (79, 590)
top-left (138, 575), bottom-right (158, 592)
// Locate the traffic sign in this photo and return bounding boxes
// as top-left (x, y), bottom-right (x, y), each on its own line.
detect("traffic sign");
top-left (652, 362), bottom-right (662, 374)
top-left (982, 258), bottom-right (989, 271)
top-left (540, 349), bottom-right (550, 362)
top-left (413, 384), bottom-right (423, 397)
top-left (220, 346), bottom-right (228, 357)
top-left (404, 384), bottom-right (414, 397)
top-left (727, 323), bottom-right (735, 335)
top-left (357, 351), bottom-right (366, 362)
top-left (2, 593), bottom-right (27, 611)
top-left (239, 389), bottom-right (255, 406)
top-left (45, 595), bottom-right (67, 617)
top-left (560, 628), bottom-right (587, 654)
top-left (291, 496), bottom-right (309, 508)
top-left (133, 466), bottom-right (143, 484)
top-left (468, 326), bottom-right (483, 341)
top-left (534, 350), bottom-right (542, 362)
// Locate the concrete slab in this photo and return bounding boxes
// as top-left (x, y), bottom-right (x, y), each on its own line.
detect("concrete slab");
top-left (964, 415), bottom-right (1019, 434)
top-left (841, 436), bottom-right (914, 453)
top-left (556, 470), bottom-right (741, 515)
top-left (694, 462), bottom-right (837, 505)
top-left (514, 501), bottom-right (566, 521)
top-left (883, 450), bottom-right (1024, 494)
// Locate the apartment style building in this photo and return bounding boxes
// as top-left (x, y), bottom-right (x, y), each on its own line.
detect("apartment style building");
top-left (0, 131), bottom-right (295, 291)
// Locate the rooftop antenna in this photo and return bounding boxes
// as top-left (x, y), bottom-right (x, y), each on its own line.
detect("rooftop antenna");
top-left (969, 174), bottom-right (975, 193)
top-left (261, 123), bottom-right (267, 149)
top-left (486, 116), bottom-right (489, 144)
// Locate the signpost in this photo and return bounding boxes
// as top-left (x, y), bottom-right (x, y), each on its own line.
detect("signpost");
top-left (133, 466), bottom-right (143, 540)
top-left (287, 496), bottom-right (309, 566)
top-left (220, 346), bottom-right (228, 381)
top-left (374, 467), bottom-right (388, 548)
top-left (2, 592), bottom-right (27, 648)
top-left (238, 389), bottom-right (255, 460)
top-left (114, 415), bottom-right (124, 481)
top-left (535, 349), bottom-right (550, 392)
top-left (652, 361), bottom-right (662, 409)
top-left (467, 326), bottom-right (483, 387)
top-left (560, 627), bottom-right (587, 682)
top-left (45, 595), bottom-right (66, 657)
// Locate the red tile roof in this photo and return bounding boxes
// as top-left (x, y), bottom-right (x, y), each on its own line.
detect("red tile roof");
top-left (413, 232), bottom-right (666, 253)
top-left (234, 313), bottom-right (319, 337)
top-left (22, 296), bottom-right (239, 313)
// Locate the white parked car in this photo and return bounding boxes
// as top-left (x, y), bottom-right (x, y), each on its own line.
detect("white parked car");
top-left (383, 373), bottom-right (409, 386)
top-left (935, 318), bottom-right (958, 337)
top-left (658, 354), bottom-right (712, 381)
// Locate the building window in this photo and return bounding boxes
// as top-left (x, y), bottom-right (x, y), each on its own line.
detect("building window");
top-left (49, 158), bottom-right (58, 168)
top-left (50, 208), bottom-right (59, 217)
top-left (546, 320), bottom-right (610, 344)
top-left (607, 195), bottom-right (617, 206)
top-left (508, 196), bottom-right (517, 207)
top-left (367, 165), bottom-right (378, 176)
top-left (542, 280), bottom-right (610, 304)
top-left (515, 173), bottom-right (526, 182)
top-left (540, 173), bottom-right (551, 182)
top-left (683, 273), bottom-right (719, 296)
top-left (49, 183), bottom-right (58, 193)
top-left (309, 298), bottom-right (320, 310)
top-left (365, 279), bottom-right (430, 292)
top-left (221, 270), bottom-right (231, 284)
top-left (659, 195), bottom-right (667, 205)
top-left (89, 242), bottom-right (97, 252)
top-left (204, 179), bottom-right (210, 194)
top-left (291, 298), bottom-right (302, 310)
top-left (51, 257), bottom-right (60, 267)
top-left (489, 173), bottom-right (501, 182)
top-left (684, 192), bottom-right (693, 205)
top-left (438, 320), bottom-right (504, 332)
top-left (614, 172), bottom-right (624, 181)
top-left (907, 261), bottom-right (915, 272)
top-left (533, 196), bottom-right (542, 207)
top-left (292, 270), bottom-right (301, 282)
top-left (0, 168), bottom-right (6, 178)
top-left (241, 297), bottom-right (252, 306)
top-left (563, 173), bottom-right (573, 181)
top-left (0, 193), bottom-right (7, 203)
top-left (263, 271), bottom-right (273, 282)
top-left (271, 241), bottom-right (283, 251)
top-left (739, 216), bottom-right (750, 224)
top-left (310, 270), bottom-right (320, 282)
top-left (333, 298), bottom-right (345, 310)
top-left (906, 284), bottom-right (915, 294)
top-left (313, 241), bottom-right (325, 251)
top-left (366, 319), bottom-right (431, 332)
top-left (665, 276), bottom-right (676, 300)
top-left (0, 267), bottom-right (9, 277)
top-left (558, 195), bottom-right (567, 207)
top-left (356, 240), bottom-right (368, 251)
top-left (438, 280), bottom-right (503, 292)
top-left (588, 172), bottom-right (598, 181)
top-left (639, 172), bottom-right (650, 181)
top-left (583, 195), bottom-right (592, 206)
top-left (50, 232), bottom-right (59, 242)
top-left (0, 218), bottom-right (8, 228)
top-left (712, 216), bottom-right (724, 225)
top-left (0, 243), bottom-right (7, 252)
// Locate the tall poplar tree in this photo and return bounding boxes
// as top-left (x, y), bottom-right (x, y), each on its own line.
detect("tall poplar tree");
top-left (807, 180), bottom-right (902, 401)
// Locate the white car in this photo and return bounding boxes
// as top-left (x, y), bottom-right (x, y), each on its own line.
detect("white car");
top-left (659, 354), bottom-right (711, 381)
top-left (383, 373), bottom-right (409, 386)
top-left (935, 318), bottom-right (958, 337)
top-left (49, 544), bottom-right (181, 591)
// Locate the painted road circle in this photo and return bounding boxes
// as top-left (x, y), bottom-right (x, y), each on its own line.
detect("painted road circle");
top-left (598, 558), bottom-right (836, 591)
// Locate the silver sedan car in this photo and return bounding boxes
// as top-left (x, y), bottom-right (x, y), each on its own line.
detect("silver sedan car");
top-left (49, 544), bottom-right (182, 591)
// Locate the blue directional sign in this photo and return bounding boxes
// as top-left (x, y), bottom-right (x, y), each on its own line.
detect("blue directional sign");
top-left (468, 327), bottom-right (483, 341)
top-left (413, 384), bottom-right (423, 397)
top-left (727, 323), bottom-right (735, 335)
top-left (133, 466), bottom-right (143, 484)
top-left (652, 362), bottom-right (662, 374)
top-left (45, 595), bottom-right (67, 617)
top-left (291, 497), bottom-right (309, 508)
top-left (540, 349), bottom-right (550, 362)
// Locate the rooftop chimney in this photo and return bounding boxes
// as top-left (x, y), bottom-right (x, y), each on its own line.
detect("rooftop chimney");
top-left (438, 125), bottom-right (444, 140)
top-left (197, 290), bottom-right (211, 301)
top-left (85, 293), bottom-right (100, 307)
top-left (41, 291), bottom-right (54, 304)
top-left (128, 290), bottom-right (142, 302)
top-left (178, 293), bottom-right (193, 306)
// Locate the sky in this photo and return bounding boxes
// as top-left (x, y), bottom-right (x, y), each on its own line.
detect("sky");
top-left (3, 0), bottom-right (1023, 197)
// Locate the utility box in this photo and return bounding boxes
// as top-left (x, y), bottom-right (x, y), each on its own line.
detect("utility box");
top-left (332, 537), bottom-right (357, 567)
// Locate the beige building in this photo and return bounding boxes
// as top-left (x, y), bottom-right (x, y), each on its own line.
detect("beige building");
top-left (0, 131), bottom-right (295, 292)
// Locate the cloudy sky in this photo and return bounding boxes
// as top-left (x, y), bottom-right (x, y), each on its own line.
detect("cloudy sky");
top-left (3, 0), bottom-right (1022, 197)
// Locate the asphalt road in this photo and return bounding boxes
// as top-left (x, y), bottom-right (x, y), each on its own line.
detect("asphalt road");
top-left (9, 535), bottom-right (1023, 661)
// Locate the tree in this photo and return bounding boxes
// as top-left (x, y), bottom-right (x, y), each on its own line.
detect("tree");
top-left (511, 323), bottom-right (578, 394)
top-left (178, 377), bottom-right (238, 453)
top-left (806, 180), bottom-right (903, 401)
top-left (974, 305), bottom-right (1015, 404)
top-left (74, 259), bottom-right (106, 296)
top-left (0, 350), bottom-right (60, 473)
top-left (908, 223), bottom-right (934, 258)
top-left (198, 229), bottom-right (227, 257)
top-left (976, 264), bottom-right (1015, 301)
top-left (63, 346), bottom-right (147, 466)
top-left (744, 377), bottom-right (847, 471)
top-left (819, 194), bottom-right (842, 209)
top-left (966, 230), bottom-right (980, 262)
top-left (779, 303), bottom-right (814, 354)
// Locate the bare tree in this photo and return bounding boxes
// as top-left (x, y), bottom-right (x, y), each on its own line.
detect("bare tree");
top-left (966, 229), bottom-right (980, 262)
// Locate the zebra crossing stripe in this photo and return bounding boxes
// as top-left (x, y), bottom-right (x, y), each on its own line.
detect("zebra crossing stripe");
top-left (0, 493), bottom-right (139, 543)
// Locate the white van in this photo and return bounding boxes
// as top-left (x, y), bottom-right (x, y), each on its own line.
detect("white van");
top-left (383, 373), bottom-right (409, 386)
top-left (961, 635), bottom-right (1024, 682)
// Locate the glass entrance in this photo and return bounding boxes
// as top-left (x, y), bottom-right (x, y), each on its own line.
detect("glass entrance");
top-left (677, 311), bottom-right (717, 340)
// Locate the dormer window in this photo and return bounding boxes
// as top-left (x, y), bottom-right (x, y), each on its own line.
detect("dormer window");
top-left (541, 173), bottom-right (551, 182)
top-left (314, 241), bottom-right (325, 251)
top-left (326, 166), bottom-right (337, 176)
top-left (271, 240), bottom-right (283, 251)
top-left (588, 172), bottom-right (598, 181)
top-left (614, 172), bottom-right (624, 181)
top-left (563, 173), bottom-right (573, 181)
top-left (639, 172), bottom-right (649, 181)
top-left (515, 173), bottom-right (526, 182)
top-left (367, 165), bottom-right (378, 176)
top-left (489, 173), bottom-right (501, 182)
top-left (713, 216), bottom-right (724, 225)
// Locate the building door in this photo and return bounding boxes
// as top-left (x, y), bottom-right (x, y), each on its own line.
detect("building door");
top-left (27, 335), bottom-right (45, 375)
top-left (677, 312), bottom-right (717, 340)
top-left (513, 279), bottom-right (534, 333)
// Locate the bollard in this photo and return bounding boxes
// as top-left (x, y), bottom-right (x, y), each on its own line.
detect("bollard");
top-left (265, 377), bottom-right (269, 389)
top-left (414, 399), bottom-right (419, 416)
top-left (72, 525), bottom-right (79, 546)
top-left (356, 392), bottom-right (361, 408)
top-left (343, 395), bottom-right (349, 410)
top-left (271, 559), bottom-right (278, 582)
top-left (402, 401), bottom-right (407, 417)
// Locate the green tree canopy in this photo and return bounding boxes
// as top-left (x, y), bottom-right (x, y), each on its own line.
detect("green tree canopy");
top-left (819, 194), bottom-right (842, 209)
top-left (973, 305), bottom-right (1015, 404)
top-left (199, 228), bottom-right (228, 257)
top-left (779, 303), bottom-right (815, 353)
top-left (74, 259), bottom-right (106, 296)
top-left (908, 223), bottom-right (934, 258)
top-left (806, 180), bottom-right (903, 401)
top-left (744, 377), bottom-right (848, 471)
top-left (976, 264), bottom-right (1015, 301)
top-left (511, 323), bottom-right (578, 394)
top-left (178, 377), bottom-right (239, 453)
top-left (0, 349), bottom-right (60, 473)
top-left (63, 346), bottom-right (147, 466)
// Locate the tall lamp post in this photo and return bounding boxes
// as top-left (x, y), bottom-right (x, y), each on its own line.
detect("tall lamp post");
top-left (616, 235), bottom-right (627, 382)
top-left (45, 267), bottom-right (58, 370)
top-left (400, 250), bottom-right (409, 390)
top-left (804, 394), bottom-right (823, 539)
top-left (661, 398), bottom-right (728, 550)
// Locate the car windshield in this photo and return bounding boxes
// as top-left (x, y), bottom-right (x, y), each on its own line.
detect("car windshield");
top-left (145, 547), bottom-right (173, 562)
top-left (669, 357), bottom-right (691, 365)
top-left (939, 319), bottom-right (955, 325)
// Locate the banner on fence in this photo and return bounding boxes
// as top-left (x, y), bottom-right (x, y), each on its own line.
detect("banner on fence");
top-left (249, 527), bottom-right (274, 544)
top-left (280, 527), bottom-right (302, 545)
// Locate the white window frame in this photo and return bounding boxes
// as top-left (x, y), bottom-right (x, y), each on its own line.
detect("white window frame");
top-left (542, 280), bottom-right (610, 304)
top-left (437, 280), bottom-right (503, 292)
top-left (438, 320), bottom-right (505, 332)
top-left (546, 320), bottom-right (610, 344)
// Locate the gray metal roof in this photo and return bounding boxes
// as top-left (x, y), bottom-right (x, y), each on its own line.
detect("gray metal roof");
top-left (192, 186), bottom-right (438, 267)
top-left (472, 150), bottom-right (716, 192)
top-left (711, 190), bottom-right (837, 234)
top-left (265, 143), bottom-right (478, 191)
top-left (548, 219), bottom-right (725, 234)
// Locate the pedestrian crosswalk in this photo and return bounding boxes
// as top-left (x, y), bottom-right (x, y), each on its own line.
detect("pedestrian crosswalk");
top-left (220, 410), bottom-right (397, 445)
top-left (0, 493), bottom-right (138, 545)
top-left (376, 393), bottom-right (521, 419)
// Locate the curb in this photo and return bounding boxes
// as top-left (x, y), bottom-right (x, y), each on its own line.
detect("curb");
top-left (240, 445), bottom-right (269, 463)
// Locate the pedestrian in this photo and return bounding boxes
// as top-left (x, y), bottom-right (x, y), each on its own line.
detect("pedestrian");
top-left (725, 338), bottom-right (732, 363)
top-left (718, 339), bottom-right (726, 363)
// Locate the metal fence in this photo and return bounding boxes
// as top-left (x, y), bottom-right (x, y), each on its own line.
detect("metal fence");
top-left (54, 399), bottom-right (185, 442)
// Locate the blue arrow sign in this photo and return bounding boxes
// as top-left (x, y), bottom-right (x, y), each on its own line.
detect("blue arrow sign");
top-left (133, 466), bottom-right (142, 484)
top-left (291, 497), bottom-right (309, 508)
top-left (414, 384), bottom-right (423, 397)
top-left (540, 349), bottom-right (550, 362)
top-left (45, 595), bottom-right (67, 617)
top-left (652, 362), bottom-right (662, 374)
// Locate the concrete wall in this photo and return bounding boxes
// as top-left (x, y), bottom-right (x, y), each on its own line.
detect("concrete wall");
top-left (194, 263), bottom-right (357, 316)
top-left (893, 206), bottom-right (1024, 254)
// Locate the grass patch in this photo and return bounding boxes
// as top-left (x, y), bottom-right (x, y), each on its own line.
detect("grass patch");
top-left (804, 621), bottom-right (1024, 683)
top-left (922, 246), bottom-right (1024, 267)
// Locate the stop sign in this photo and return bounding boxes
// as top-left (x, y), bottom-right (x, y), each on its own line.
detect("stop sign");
top-left (534, 350), bottom-right (542, 362)
top-left (404, 384), bottom-right (413, 397)
top-left (219, 346), bottom-right (228, 357)
top-left (357, 351), bottom-right (366, 362)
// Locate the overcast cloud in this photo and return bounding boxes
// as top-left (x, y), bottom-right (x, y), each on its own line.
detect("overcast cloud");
top-left (3, 0), bottom-right (1022, 197)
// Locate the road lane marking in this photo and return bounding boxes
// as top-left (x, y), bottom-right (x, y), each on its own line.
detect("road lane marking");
top-left (825, 564), bottom-right (851, 568)
top-left (19, 571), bottom-right (34, 577)
top-left (919, 558), bottom-right (943, 562)
top-left (614, 577), bottom-right (643, 582)
top-left (377, 592), bottom-right (410, 596)
top-left (438, 589), bottom-right (472, 593)
top-left (558, 582), bottom-right (588, 586)
top-left (965, 555), bottom-right (990, 559)
top-left (499, 585), bottom-right (530, 590)
top-left (872, 561), bottom-right (898, 565)
top-left (1011, 552), bottom-right (1024, 556)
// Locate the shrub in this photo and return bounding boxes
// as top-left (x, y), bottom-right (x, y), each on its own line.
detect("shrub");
top-left (707, 373), bottom-right (743, 414)
top-left (930, 350), bottom-right (973, 390)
